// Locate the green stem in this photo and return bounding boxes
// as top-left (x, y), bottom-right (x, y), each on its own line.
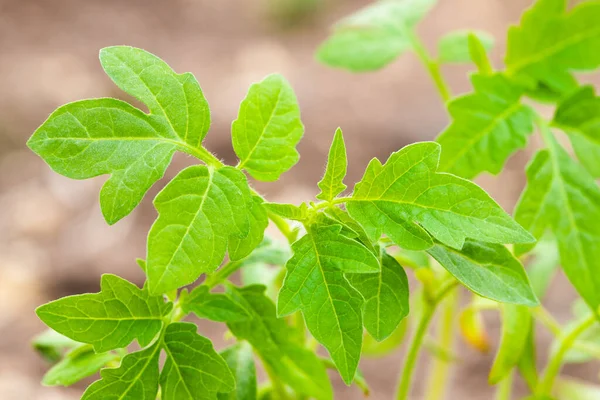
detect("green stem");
top-left (535, 313), bottom-right (596, 396)
top-left (495, 371), bottom-right (514, 400)
top-left (268, 211), bottom-right (298, 244)
top-left (204, 260), bottom-right (242, 289)
top-left (409, 32), bottom-right (451, 103)
top-left (424, 287), bottom-right (459, 400)
top-left (395, 280), bottom-right (459, 400)
top-left (264, 360), bottom-right (290, 399)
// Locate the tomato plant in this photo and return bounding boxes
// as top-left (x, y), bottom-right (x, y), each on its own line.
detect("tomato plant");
top-left (30, 0), bottom-right (600, 399)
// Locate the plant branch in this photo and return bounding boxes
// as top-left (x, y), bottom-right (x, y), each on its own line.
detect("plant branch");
top-left (409, 32), bottom-right (451, 103)
top-left (495, 371), bottom-right (514, 400)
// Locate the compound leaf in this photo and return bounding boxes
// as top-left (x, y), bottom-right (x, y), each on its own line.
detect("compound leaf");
top-left (277, 224), bottom-right (379, 384)
top-left (347, 252), bottom-right (409, 341)
top-left (316, 0), bottom-right (437, 72)
top-left (28, 46), bottom-right (212, 224)
top-left (181, 286), bottom-right (250, 322)
top-left (161, 322), bottom-right (235, 400)
top-left (514, 132), bottom-right (600, 311)
top-left (217, 343), bottom-right (257, 400)
top-left (36, 274), bottom-right (171, 352)
top-left (81, 341), bottom-right (161, 400)
top-left (317, 128), bottom-right (348, 202)
top-left (428, 241), bottom-right (538, 306)
top-left (437, 30), bottom-right (494, 64)
top-left (506, 0), bottom-right (600, 99)
top-left (436, 74), bottom-right (535, 179)
top-left (347, 142), bottom-right (534, 251)
top-left (226, 285), bottom-right (333, 400)
top-left (43, 345), bottom-right (119, 387)
top-left (147, 165), bottom-right (257, 294)
top-left (232, 74), bottom-right (303, 181)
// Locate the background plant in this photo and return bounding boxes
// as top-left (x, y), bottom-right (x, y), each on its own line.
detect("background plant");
top-left (28, 1), bottom-right (600, 400)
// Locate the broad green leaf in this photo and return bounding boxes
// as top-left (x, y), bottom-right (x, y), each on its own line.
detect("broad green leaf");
top-left (181, 286), bottom-right (250, 322)
top-left (514, 132), bottom-right (600, 311)
top-left (229, 196), bottom-right (268, 261)
top-left (316, 0), bottom-right (437, 72)
top-left (362, 315), bottom-right (408, 357)
top-left (489, 305), bottom-right (532, 384)
top-left (36, 274), bottom-right (171, 352)
top-left (33, 329), bottom-right (80, 362)
top-left (28, 46), bottom-right (212, 224)
top-left (347, 252), bottom-right (409, 341)
top-left (277, 224), bottom-right (379, 384)
top-left (468, 33), bottom-right (494, 75)
top-left (436, 74), bottom-right (535, 179)
top-left (217, 343), bottom-right (257, 400)
top-left (553, 86), bottom-right (600, 177)
top-left (437, 30), bottom-right (494, 64)
top-left (82, 341), bottom-right (161, 400)
top-left (161, 322), bottom-right (235, 400)
top-left (263, 202), bottom-right (309, 221)
top-left (505, 0), bottom-right (600, 98)
top-left (316, 128), bottom-right (347, 202)
top-left (232, 74), bottom-right (303, 181)
top-left (43, 345), bottom-right (119, 386)
top-left (347, 142), bottom-right (534, 250)
top-left (226, 285), bottom-right (333, 400)
top-left (428, 241), bottom-right (538, 306)
top-left (147, 165), bottom-right (257, 294)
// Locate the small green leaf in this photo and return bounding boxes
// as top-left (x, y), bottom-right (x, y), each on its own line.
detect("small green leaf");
top-left (514, 132), bottom-right (600, 311)
top-left (316, 128), bottom-right (348, 202)
top-left (161, 322), bottom-right (235, 400)
top-left (226, 285), bottom-right (333, 400)
top-left (36, 274), bottom-right (171, 352)
top-left (468, 33), bottom-right (494, 74)
top-left (82, 340), bottom-right (161, 400)
top-left (232, 74), bottom-right (304, 181)
top-left (436, 74), bottom-right (535, 179)
top-left (489, 305), bottom-right (532, 384)
top-left (505, 0), bottom-right (600, 99)
top-left (427, 241), bottom-right (538, 306)
top-left (263, 202), bottom-right (309, 221)
top-left (437, 30), bottom-right (494, 64)
top-left (218, 343), bottom-right (257, 400)
top-left (347, 252), bottom-right (409, 341)
top-left (33, 329), bottom-right (80, 362)
top-left (42, 345), bottom-right (119, 387)
top-left (147, 165), bottom-right (257, 294)
top-left (316, 0), bottom-right (437, 72)
top-left (28, 46), bottom-right (212, 224)
top-left (181, 286), bottom-right (250, 322)
top-left (553, 85), bottom-right (600, 177)
top-left (278, 224), bottom-right (379, 384)
top-left (347, 142), bottom-right (534, 251)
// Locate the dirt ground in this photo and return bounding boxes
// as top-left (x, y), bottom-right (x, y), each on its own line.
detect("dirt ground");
top-left (0, 0), bottom-right (597, 399)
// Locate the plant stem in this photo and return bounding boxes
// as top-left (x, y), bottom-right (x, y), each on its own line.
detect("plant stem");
top-left (409, 32), bottom-right (451, 103)
top-left (264, 359), bottom-right (290, 399)
top-left (395, 280), bottom-right (459, 400)
top-left (495, 371), bottom-right (514, 400)
top-left (535, 313), bottom-right (597, 396)
top-left (268, 211), bottom-right (298, 244)
top-left (424, 287), bottom-right (459, 400)
top-left (204, 260), bottom-right (242, 289)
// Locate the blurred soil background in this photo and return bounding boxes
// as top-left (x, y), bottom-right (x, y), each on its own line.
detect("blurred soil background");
top-left (0, 0), bottom-right (597, 398)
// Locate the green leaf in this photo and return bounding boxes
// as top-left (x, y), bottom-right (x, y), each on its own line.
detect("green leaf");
top-left (226, 285), bottom-right (333, 400)
top-left (33, 329), bottom-right (80, 362)
top-left (42, 345), bottom-right (119, 387)
top-left (28, 46), bottom-right (212, 224)
top-left (527, 238), bottom-right (560, 300)
top-left (553, 85), bottom-right (600, 177)
top-left (36, 274), bottom-right (171, 352)
top-left (161, 322), bottom-right (235, 400)
top-left (217, 343), bottom-right (257, 400)
top-left (347, 252), bottom-right (409, 341)
top-left (505, 0), bottom-right (600, 98)
top-left (181, 286), bottom-right (250, 322)
top-left (316, 0), bottom-right (437, 72)
top-left (147, 165), bottom-right (257, 294)
top-left (277, 224), bottom-right (379, 384)
top-left (428, 241), bottom-right (538, 306)
top-left (229, 196), bottom-right (269, 261)
top-left (316, 128), bottom-right (347, 202)
top-left (437, 30), bottom-right (494, 64)
top-left (436, 74), bottom-right (535, 179)
top-left (232, 74), bottom-right (303, 181)
top-left (263, 202), bottom-right (309, 221)
top-left (468, 33), bottom-right (494, 75)
top-left (82, 341), bottom-right (160, 400)
top-left (489, 305), bottom-right (532, 384)
top-left (514, 132), bottom-right (600, 311)
top-left (347, 142), bottom-right (534, 250)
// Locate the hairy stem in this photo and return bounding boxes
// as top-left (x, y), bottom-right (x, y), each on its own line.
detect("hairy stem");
top-left (268, 212), bottom-right (298, 244)
top-left (535, 313), bottom-right (596, 396)
top-left (409, 32), bottom-right (451, 103)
